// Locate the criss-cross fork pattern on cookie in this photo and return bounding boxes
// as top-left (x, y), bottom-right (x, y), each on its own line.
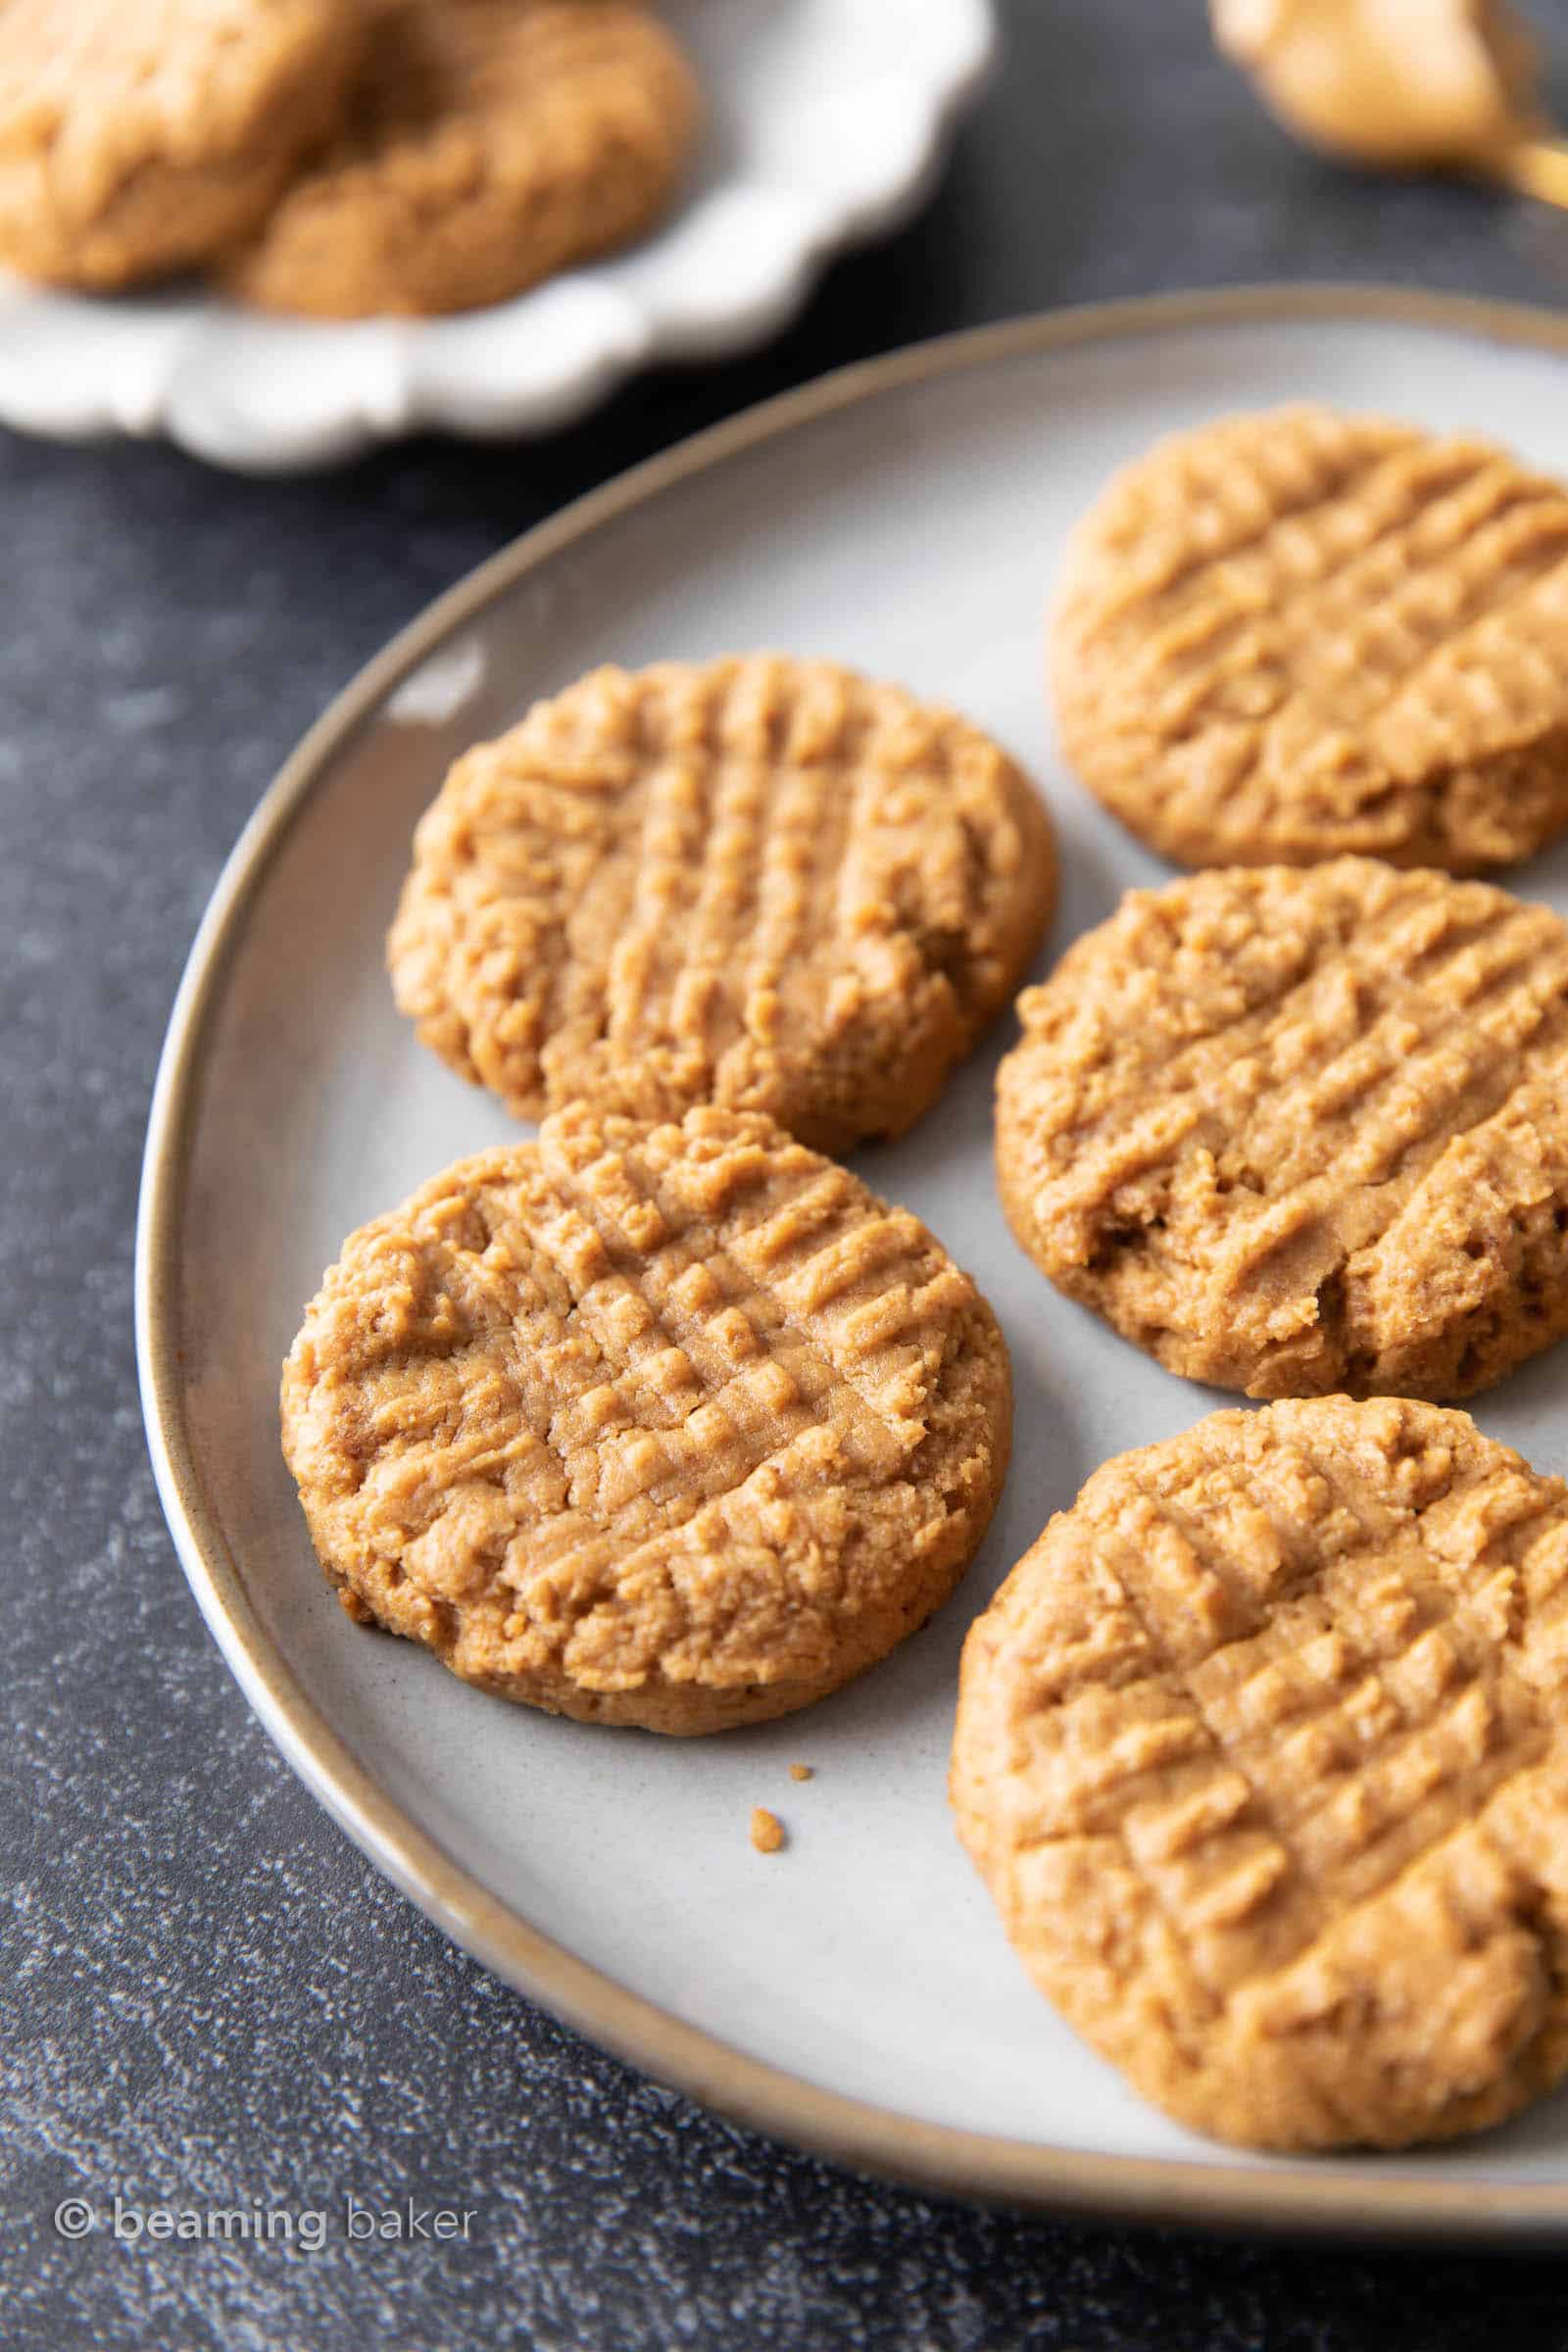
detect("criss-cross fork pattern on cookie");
top-left (1053, 405), bottom-right (1568, 870)
top-left (282, 1106), bottom-right (1009, 1733)
top-left (996, 858), bottom-right (1568, 1398)
top-left (389, 657), bottom-right (1054, 1156)
top-left (952, 1397), bottom-right (1568, 2150)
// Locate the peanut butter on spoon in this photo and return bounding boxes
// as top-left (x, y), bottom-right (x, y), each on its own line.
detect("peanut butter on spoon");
top-left (1213, 0), bottom-right (1568, 202)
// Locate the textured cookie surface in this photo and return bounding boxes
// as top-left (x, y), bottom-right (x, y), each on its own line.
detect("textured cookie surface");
top-left (1052, 405), bottom-right (1568, 872)
top-left (281, 1105), bottom-right (1010, 1734)
top-left (997, 858), bottom-right (1568, 1400)
top-left (0, 0), bottom-right (361, 289)
top-left (390, 657), bottom-right (1056, 1154)
top-left (953, 1396), bottom-right (1568, 2150)
top-left (221, 0), bottom-right (700, 317)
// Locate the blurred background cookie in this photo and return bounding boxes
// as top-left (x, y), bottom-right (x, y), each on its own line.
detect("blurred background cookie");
top-left (996, 857), bottom-right (1568, 1399)
top-left (220, 0), bottom-right (702, 318)
top-left (1052, 405), bottom-right (1568, 873)
top-left (390, 655), bottom-right (1056, 1155)
top-left (0, 0), bottom-right (362, 290)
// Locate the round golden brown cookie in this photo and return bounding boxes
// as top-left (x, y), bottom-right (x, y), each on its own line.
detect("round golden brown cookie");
top-left (0, 0), bottom-right (362, 291)
top-left (996, 857), bottom-right (1568, 1400)
top-left (281, 1104), bottom-right (1011, 1734)
top-left (220, 0), bottom-right (701, 318)
top-left (389, 657), bottom-right (1056, 1155)
top-left (952, 1396), bottom-right (1568, 2151)
top-left (1052, 405), bottom-right (1568, 872)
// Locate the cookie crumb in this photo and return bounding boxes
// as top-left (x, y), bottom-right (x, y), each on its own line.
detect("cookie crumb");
top-left (750, 1807), bottom-right (785, 1854)
top-left (788, 1763), bottom-right (813, 1783)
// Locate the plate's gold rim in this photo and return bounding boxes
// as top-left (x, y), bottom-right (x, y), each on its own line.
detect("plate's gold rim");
top-left (136, 284), bottom-right (1568, 2242)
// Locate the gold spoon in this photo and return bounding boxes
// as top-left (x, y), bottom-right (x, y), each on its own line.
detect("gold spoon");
top-left (1213, 0), bottom-right (1568, 209)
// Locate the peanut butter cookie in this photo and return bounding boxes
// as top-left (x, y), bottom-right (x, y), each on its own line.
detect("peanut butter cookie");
top-left (281, 1104), bottom-right (1010, 1734)
top-left (953, 1396), bottom-right (1568, 2151)
top-left (390, 657), bottom-right (1056, 1155)
top-left (0, 0), bottom-right (361, 290)
top-left (1053, 405), bottom-right (1568, 872)
top-left (221, 0), bottom-right (701, 318)
top-left (997, 858), bottom-right (1568, 1400)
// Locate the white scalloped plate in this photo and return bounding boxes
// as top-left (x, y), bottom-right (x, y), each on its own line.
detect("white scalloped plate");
top-left (0, 0), bottom-right (994, 471)
top-left (139, 291), bottom-right (1568, 2236)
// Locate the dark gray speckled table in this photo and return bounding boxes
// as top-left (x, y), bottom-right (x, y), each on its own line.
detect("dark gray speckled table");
top-left (11, 4), bottom-right (1568, 2344)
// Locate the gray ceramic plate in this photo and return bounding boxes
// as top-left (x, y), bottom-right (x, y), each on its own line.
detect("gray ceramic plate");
top-left (139, 288), bottom-right (1568, 2237)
